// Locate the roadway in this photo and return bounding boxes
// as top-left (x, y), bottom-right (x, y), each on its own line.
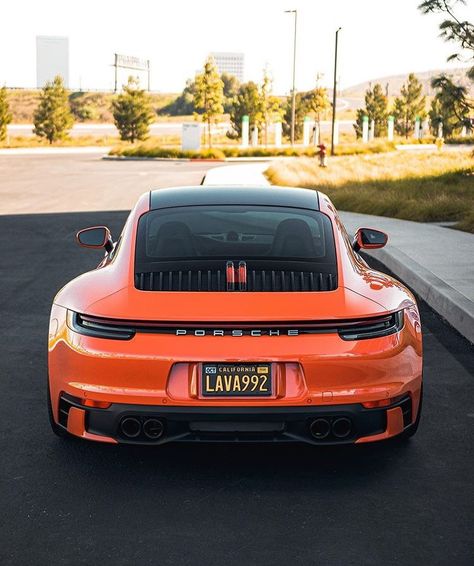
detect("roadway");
top-left (8, 122), bottom-right (217, 137)
top-left (7, 118), bottom-right (355, 138)
top-left (0, 153), bottom-right (472, 566)
top-left (0, 152), bottom-right (216, 214)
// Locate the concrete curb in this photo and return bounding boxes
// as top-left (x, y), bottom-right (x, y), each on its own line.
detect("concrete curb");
top-left (102, 155), bottom-right (276, 163)
top-left (369, 246), bottom-right (474, 344)
top-left (102, 155), bottom-right (217, 162)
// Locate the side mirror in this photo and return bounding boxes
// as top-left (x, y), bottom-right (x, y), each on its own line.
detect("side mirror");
top-left (352, 228), bottom-right (388, 252)
top-left (76, 226), bottom-right (113, 252)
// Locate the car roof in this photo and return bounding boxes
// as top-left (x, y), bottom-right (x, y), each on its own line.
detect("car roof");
top-left (149, 185), bottom-right (320, 211)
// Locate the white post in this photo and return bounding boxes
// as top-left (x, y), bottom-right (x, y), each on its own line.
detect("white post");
top-left (303, 116), bottom-right (311, 146)
top-left (437, 122), bottom-right (443, 139)
top-left (312, 123), bottom-right (319, 145)
top-left (362, 116), bottom-right (369, 143)
top-left (369, 119), bottom-right (375, 141)
top-left (241, 115), bottom-right (249, 148)
top-left (333, 119), bottom-right (339, 146)
top-left (414, 117), bottom-right (421, 140)
top-left (274, 122), bottom-right (282, 147)
top-left (461, 126), bottom-right (467, 138)
top-left (387, 115), bottom-right (394, 141)
top-left (251, 125), bottom-right (259, 147)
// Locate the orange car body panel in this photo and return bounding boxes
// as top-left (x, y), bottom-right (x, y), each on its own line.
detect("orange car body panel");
top-left (48, 188), bottom-right (423, 444)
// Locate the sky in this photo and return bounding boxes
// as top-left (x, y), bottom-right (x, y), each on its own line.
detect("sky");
top-left (1, 0), bottom-right (471, 94)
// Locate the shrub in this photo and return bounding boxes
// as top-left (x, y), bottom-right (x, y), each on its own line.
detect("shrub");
top-left (444, 135), bottom-right (474, 145)
top-left (110, 140), bottom-right (397, 159)
top-left (109, 144), bottom-right (226, 160)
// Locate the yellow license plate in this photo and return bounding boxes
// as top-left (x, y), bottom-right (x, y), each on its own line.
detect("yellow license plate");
top-left (201, 363), bottom-right (272, 397)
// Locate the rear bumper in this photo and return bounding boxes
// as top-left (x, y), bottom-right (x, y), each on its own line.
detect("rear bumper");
top-left (57, 392), bottom-right (416, 445)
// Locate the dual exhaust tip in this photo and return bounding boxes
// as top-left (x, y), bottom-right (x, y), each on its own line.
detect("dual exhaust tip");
top-left (120, 417), bottom-right (165, 440)
top-left (309, 417), bottom-right (352, 440)
top-left (120, 415), bottom-right (351, 441)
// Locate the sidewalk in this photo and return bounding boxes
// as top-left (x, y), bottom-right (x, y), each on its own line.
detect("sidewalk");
top-left (202, 163), bottom-right (474, 343)
top-left (203, 162), bottom-right (271, 186)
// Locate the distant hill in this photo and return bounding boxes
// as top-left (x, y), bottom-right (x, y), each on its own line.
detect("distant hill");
top-left (342, 67), bottom-right (472, 97)
top-left (6, 89), bottom-right (177, 123)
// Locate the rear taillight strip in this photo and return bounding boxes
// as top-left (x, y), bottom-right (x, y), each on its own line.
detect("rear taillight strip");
top-left (68, 311), bottom-right (404, 341)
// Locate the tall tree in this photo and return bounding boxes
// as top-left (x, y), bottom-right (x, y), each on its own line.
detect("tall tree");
top-left (282, 92), bottom-right (309, 141)
top-left (227, 81), bottom-right (261, 139)
top-left (392, 73), bottom-right (427, 138)
top-left (112, 76), bottom-right (154, 143)
top-left (259, 69), bottom-right (283, 146)
top-left (354, 83), bottom-right (388, 138)
top-left (160, 78), bottom-right (197, 116)
top-left (306, 85), bottom-right (330, 143)
top-left (0, 86), bottom-right (12, 142)
top-left (33, 76), bottom-right (74, 144)
top-left (419, 0), bottom-right (474, 80)
top-left (194, 57), bottom-right (224, 148)
top-left (429, 74), bottom-right (472, 136)
top-left (221, 73), bottom-right (240, 113)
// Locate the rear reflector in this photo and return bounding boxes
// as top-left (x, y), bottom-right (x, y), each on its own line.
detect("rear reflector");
top-left (82, 399), bottom-right (111, 409)
top-left (362, 394), bottom-right (406, 409)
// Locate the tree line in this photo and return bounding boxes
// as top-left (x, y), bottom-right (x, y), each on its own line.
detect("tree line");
top-left (354, 73), bottom-right (472, 139)
top-left (0, 57), bottom-right (331, 147)
top-left (160, 56), bottom-right (331, 146)
top-left (0, 67), bottom-right (471, 146)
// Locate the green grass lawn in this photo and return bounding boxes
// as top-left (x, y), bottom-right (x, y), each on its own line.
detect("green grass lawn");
top-left (265, 151), bottom-right (474, 233)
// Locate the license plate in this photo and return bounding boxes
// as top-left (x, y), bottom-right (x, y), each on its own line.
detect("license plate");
top-left (201, 363), bottom-right (272, 397)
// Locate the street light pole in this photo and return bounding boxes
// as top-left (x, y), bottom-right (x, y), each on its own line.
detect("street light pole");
top-left (331, 27), bottom-right (341, 156)
top-left (285, 9), bottom-right (297, 146)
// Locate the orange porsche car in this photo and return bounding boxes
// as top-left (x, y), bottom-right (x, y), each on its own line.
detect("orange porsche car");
top-left (48, 186), bottom-right (423, 445)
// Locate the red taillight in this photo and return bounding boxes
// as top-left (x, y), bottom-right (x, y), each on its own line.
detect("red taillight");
top-left (226, 261), bottom-right (235, 291)
top-left (238, 261), bottom-right (247, 291)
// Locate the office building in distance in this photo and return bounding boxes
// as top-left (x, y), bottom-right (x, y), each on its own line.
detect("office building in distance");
top-left (210, 52), bottom-right (244, 81)
top-left (36, 36), bottom-right (69, 88)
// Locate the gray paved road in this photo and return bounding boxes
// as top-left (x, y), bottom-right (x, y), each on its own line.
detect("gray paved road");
top-left (0, 153), bottom-right (219, 215)
top-left (7, 122), bottom-right (230, 137)
top-left (7, 118), bottom-right (355, 138)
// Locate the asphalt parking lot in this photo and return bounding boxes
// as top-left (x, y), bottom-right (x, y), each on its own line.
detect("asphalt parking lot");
top-left (0, 153), bottom-right (215, 215)
top-left (0, 212), bottom-right (474, 566)
top-left (0, 207), bottom-right (473, 566)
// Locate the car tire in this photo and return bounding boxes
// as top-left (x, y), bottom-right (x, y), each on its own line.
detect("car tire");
top-left (399, 385), bottom-right (423, 441)
top-left (47, 381), bottom-right (69, 438)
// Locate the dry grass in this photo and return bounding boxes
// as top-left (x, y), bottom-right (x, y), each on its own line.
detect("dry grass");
top-left (266, 151), bottom-right (474, 233)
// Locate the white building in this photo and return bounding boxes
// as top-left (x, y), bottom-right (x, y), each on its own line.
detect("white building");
top-left (36, 36), bottom-right (69, 88)
top-left (210, 52), bottom-right (244, 81)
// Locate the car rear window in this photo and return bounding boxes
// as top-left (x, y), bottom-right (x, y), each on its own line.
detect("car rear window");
top-left (135, 205), bottom-right (336, 267)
